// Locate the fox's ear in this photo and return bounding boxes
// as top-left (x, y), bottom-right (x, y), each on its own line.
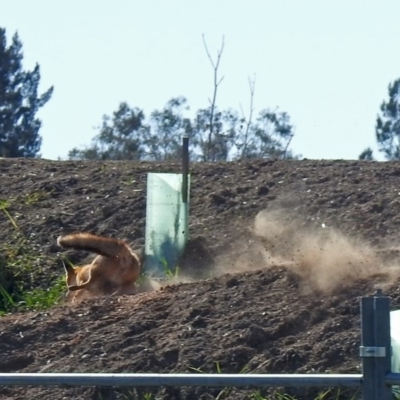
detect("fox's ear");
top-left (62, 260), bottom-right (76, 287)
top-left (62, 260), bottom-right (70, 273)
top-left (62, 259), bottom-right (75, 272)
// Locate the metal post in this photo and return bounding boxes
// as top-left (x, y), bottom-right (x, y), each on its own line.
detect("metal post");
top-left (182, 133), bottom-right (189, 204)
top-left (361, 295), bottom-right (375, 400)
top-left (360, 289), bottom-right (392, 400)
top-left (373, 290), bottom-right (392, 399)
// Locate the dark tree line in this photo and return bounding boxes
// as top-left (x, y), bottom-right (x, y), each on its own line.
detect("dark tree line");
top-left (68, 97), bottom-right (299, 162)
top-left (0, 28), bottom-right (53, 158)
top-left (360, 78), bottom-right (400, 161)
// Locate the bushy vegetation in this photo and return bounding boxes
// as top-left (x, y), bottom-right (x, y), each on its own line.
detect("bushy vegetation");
top-left (0, 198), bottom-right (63, 314)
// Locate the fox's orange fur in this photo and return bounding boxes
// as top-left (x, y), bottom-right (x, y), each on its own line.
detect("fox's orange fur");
top-left (57, 232), bottom-right (142, 302)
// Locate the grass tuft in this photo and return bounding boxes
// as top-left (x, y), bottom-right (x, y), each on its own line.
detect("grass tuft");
top-left (0, 198), bottom-right (65, 315)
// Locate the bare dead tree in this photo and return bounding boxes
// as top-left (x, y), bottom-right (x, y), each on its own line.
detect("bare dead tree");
top-left (239, 74), bottom-right (256, 159)
top-left (282, 131), bottom-right (295, 159)
top-left (202, 34), bottom-right (225, 161)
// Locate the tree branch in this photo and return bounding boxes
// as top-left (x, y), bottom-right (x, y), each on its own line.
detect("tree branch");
top-left (240, 74), bottom-right (256, 159)
top-left (282, 132), bottom-right (294, 159)
top-left (202, 34), bottom-right (225, 161)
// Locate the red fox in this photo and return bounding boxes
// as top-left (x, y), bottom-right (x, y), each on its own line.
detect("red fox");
top-left (57, 232), bottom-right (142, 302)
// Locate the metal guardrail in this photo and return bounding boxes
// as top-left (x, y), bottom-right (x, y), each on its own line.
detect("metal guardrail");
top-left (0, 289), bottom-right (399, 400)
top-left (0, 372), bottom-right (363, 387)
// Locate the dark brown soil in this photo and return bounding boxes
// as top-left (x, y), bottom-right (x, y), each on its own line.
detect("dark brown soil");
top-left (1, 158), bottom-right (400, 399)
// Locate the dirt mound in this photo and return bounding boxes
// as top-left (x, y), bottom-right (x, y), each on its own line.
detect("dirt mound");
top-left (1, 158), bottom-right (400, 399)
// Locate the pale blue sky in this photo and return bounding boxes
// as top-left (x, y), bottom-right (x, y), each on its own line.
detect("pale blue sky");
top-left (3, 0), bottom-right (400, 161)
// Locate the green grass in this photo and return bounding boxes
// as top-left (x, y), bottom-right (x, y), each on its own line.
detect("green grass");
top-left (21, 190), bottom-right (50, 206)
top-left (17, 275), bottom-right (66, 311)
top-left (160, 256), bottom-right (180, 280)
top-left (0, 199), bottom-right (19, 230)
top-left (0, 197), bottom-right (65, 315)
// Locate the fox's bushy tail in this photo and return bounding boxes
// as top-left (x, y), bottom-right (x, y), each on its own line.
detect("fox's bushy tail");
top-left (57, 233), bottom-right (128, 258)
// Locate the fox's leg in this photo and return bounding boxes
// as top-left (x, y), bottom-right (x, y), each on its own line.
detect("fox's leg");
top-left (72, 292), bottom-right (79, 303)
top-left (66, 290), bottom-right (78, 304)
top-left (68, 289), bottom-right (80, 303)
top-left (65, 289), bottom-right (77, 302)
top-left (70, 288), bottom-right (91, 303)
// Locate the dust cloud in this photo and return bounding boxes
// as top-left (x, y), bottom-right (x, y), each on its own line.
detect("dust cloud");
top-left (140, 207), bottom-right (400, 295)
top-left (251, 208), bottom-right (399, 293)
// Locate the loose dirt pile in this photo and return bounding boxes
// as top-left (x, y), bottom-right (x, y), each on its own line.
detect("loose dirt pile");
top-left (1, 158), bottom-right (400, 399)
